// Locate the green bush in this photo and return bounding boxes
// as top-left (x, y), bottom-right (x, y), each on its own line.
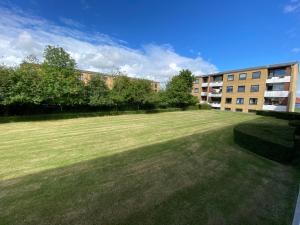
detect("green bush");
top-left (199, 103), bottom-right (212, 110)
top-left (234, 118), bottom-right (296, 163)
top-left (256, 110), bottom-right (300, 120)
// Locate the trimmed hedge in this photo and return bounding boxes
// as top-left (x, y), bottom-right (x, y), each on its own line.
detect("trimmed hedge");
top-left (234, 118), bottom-right (296, 163)
top-left (198, 103), bottom-right (212, 110)
top-left (0, 108), bottom-right (187, 124)
top-left (256, 110), bottom-right (300, 120)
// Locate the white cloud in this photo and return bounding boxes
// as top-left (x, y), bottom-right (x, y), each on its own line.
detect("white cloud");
top-left (0, 5), bottom-right (217, 84)
top-left (292, 47), bottom-right (300, 53)
top-left (284, 0), bottom-right (300, 13)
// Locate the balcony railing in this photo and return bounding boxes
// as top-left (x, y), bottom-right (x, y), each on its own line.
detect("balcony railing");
top-left (208, 93), bottom-right (222, 97)
top-left (201, 92), bottom-right (207, 96)
top-left (201, 82), bottom-right (208, 87)
top-left (262, 105), bottom-right (287, 112)
top-left (209, 81), bottom-right (223, 87)
top-left (264, 91), bottom-right (289, 98)
top-left (210, 102), bottom-right (221, 108)
top-left (266, 76), bottom-right (290, 83)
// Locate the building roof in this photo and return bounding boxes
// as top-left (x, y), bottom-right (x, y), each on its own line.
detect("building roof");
top-left (79, 69), bottom-right (159, 83)
top-left (196, 61), bottom-right (298, 77)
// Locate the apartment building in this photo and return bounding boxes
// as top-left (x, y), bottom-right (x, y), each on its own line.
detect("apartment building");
top-left (192, 62), bottom-right (298, 112)
top-left (80, 70), bottom-right (160, 92)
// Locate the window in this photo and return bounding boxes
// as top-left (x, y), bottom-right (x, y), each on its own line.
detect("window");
top-left (252, 71), bottom-right (261, 79)
top-left (239, 73), bottom-right (247, 80)
top-left (238, 86), bottom-right (245, 92)
top-left (236, 98), bottom-right (244, 104)
top-left (248, 109), bottom-right (256, 113)
top-left (227, 74), bottom-right (234, 81)
top-left (269, 68), bottom-right (286, 78)
top-left (250, 85), bottom-right (259, 92)
top-left (203, 77), bottom-right (208, 83)
top-left (273, 83), bottom-right (285, 91)
top-left (249, 98), bottom-right (258, 105)
top-left (194, 88), bottom-right (199, 93)
top-left (194, 79), bottom-right (199, 84)
top-left (226, 86), bottom-right (233, 93)
top-left (214, 76), bottom-right (223, 82)
top-left (236, 108), bottom-right (243, 112)
top-left (225, 108), bottom-right (231, 111)
top-left (225, 98), bottom-right (232, 104)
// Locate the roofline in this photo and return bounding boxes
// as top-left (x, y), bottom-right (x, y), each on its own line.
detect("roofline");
top-left (78, 69), bottom-right (159, 83)
top-left (196, 61), bottom-right (299, 77)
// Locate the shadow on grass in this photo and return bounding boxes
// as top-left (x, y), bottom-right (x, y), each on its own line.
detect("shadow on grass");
top-left (0, 125), bottom-right (299, 225)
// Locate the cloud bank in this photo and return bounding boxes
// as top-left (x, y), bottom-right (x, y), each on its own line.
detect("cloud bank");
top-left (0, 5), bottom-right (217, 84)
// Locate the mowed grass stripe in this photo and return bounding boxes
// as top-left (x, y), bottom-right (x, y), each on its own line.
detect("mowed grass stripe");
top-left (0, 111), bottom-right (257, 180)
top-left (0, 111), bottom-right (298, 225)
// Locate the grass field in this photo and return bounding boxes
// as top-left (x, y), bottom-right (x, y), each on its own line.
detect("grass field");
top-left (0, 110), bottom-right (299, 225)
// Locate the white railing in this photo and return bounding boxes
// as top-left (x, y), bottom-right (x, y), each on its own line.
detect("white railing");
top-left (262, 105), bottom-right (287, 112)
top-left (264, 91), bottom-right (289, 97)
top-left (208, 93), bottom-right (222, 97)
top-left (201, 83), bottom-right (208, 87)
top-left (210, 102), bottom-right (221, 108)
top-left (201, 92), bottom-right (207, 96)
top-left (209, 81), bottom-right (223, 87)
top-left (266, 76), bottom-right (290, 83)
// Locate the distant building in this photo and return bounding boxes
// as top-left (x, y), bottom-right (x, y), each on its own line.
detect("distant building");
top-left (192, 62), bottom-right (298, 112)
top-left (80, 70), bottom-right (160, 92)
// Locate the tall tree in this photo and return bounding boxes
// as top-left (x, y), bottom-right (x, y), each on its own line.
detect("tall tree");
top-left (164, 69), bottom-right (197, 107)
top-left (41, 46), bottom-right (84, 109)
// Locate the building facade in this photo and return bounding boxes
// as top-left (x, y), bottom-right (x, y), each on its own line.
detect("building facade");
top-left (192, 62), bottom-right (299, 112)
top-left (80, 70), bottom-right (160, 92)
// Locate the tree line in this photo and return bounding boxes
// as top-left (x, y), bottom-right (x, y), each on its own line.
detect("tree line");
top-left (0, 46), bottom-right (198, 115)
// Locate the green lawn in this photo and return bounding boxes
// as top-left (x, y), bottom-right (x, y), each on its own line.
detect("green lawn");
top-left (0, 110), bottom-right (299, 225)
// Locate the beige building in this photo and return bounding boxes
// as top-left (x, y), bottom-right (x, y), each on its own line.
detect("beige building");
top-left (80, 70), bottom-right (160, 92)
top-left (192, 62), bottom-right (298, 112)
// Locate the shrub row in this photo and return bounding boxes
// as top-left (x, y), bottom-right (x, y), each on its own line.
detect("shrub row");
top-left (256, 110), bottom-right (300, 120)
top-left (234, 120), bottom-right (296, 163)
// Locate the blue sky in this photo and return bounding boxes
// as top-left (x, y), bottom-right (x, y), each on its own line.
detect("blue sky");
top-left (0, 0), bottom-right (300, 94)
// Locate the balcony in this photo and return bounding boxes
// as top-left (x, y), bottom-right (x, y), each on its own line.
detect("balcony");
top-left (262, 105), bottom-right (288, 112)
top-left (210, 102), bottom-right (221, 108)
top-left (264, 91), bottom-right (289, 98)
top-left (266, 76), bottom-right (290, 83)
top-left (201, 82), bottom-right (208, 87)
top-left (201, 92), bottom-right (207, 96)
top-left (209, 81), bottom-right (223, 87)
top-left (208, 93), bottom-right (222, 97)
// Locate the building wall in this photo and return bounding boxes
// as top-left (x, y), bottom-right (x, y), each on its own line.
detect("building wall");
top-left (192, 62), bottom-right (299, 113)
top-left (289, 64), bottom-right (299, 112)
top-left (221, 68), bottom-right (267, 112)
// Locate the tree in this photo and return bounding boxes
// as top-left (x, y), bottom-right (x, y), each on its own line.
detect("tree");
top-left (131, 79), bottom-right (155, 109)
top-left (43, 45), bottom-right (76, 71)
top-left (111, 76), bottom-right (132, 108)
top-left (0, 66), bottom-right (13, 105)
top-left (41, 46), bottom-right (85, 109)
top-left (164, 69), bottom-right (197, 107)
top-left (86, 75), bottom-right (111, 106)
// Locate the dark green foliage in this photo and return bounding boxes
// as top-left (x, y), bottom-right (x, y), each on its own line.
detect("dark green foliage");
top-left (111, 76), bottom-right (159, 109)
top-left (86, 76), bottom-right (111, 106)
top-left (256, 110), bottom-right (300, 120)
top-left (234, 118), bottom-right (296, 163)
top-left (164, 69), bottom-right (198, 107)
top-left (0, 46), bottom-right (200, 115)
top-left (199, 103), bottom-right (212, 110)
